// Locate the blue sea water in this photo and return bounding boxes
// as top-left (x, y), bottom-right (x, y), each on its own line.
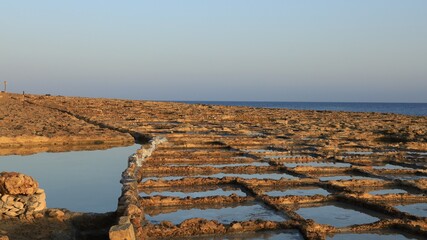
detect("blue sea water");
top-left (182, 101), bottom-right (427, 116)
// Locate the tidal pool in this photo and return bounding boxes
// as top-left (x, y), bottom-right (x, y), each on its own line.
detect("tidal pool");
top-left (0, 144), bottom-right (140, 213)
top-left (146, 202), bottom-right (288, 225)
top-left (296, 202), bottom-right (382, 227)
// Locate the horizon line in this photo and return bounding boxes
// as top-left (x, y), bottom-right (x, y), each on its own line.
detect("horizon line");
top-left (4, 91), bottom-right (427, 104)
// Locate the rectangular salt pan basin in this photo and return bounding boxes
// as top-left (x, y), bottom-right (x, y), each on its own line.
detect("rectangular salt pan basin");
top-left (328, 232), bottom-right (423, 240)
top-left (140, 187), bottom-right (246, 198)
top-left (284, 162), bottom-right (351, 168)
top-left (181, 230), bottom-right (304, 240)
top-left (296, 202), bottom-right (382, 227)
top-left (246, 149), bottom-right (280, 153)
top-left (142, 176), bottom-right (186, 182)
top-left (164, 162), bottom-right (270, 167)
top-left (373, 164), bottom-right (411, 170)
top-left (319, 175), bottom-right (380, 181)
top-left (208, 173), bottom-right (297, 180)
top-left (141, 172), bottom-right (297, 182)
top-left (368, 189), bottom-right (407, 195)
top-left (266, 155), bottom-right (310, 159)
top-left (395, 203), bottom-right (427, 218)
top-left (385, 175), bottom-right (427, 180)
top-left (407, 152), bottom-right (427, 156)
top-left (146, 202), bottom-right (289, 225)
top-left (345, 151), bottom-right (374, 155)
top-left (266, 186), bottom-right (330, 197)
top-left (198, 162), bottom-right (271, 167)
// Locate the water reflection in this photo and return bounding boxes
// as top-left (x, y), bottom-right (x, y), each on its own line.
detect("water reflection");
top-left (146, 202), bottom-right (288, 224)
top-left (141, 172), bottom-right (298, 182)
top-left (0, 144), bottom-right (140, 213)
top-left (284, 162), bottom-right (351, 168)
top-left (296, 203), bottom-right (382, 227)
top-left (368, 189), bottom-right (407, 195)
top-left (395, 203), bottom-right (427, 218)
top-left (266, 186), bottom-right (330, 197)
top-left (181, 230), bottom-right (304, 240)
top-left (140, 185), bottom-right (246, 198)
top-left (329, 232), bottom-right (422, 240)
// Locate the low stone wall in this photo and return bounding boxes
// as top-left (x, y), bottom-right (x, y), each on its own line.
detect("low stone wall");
top-left (0, 172), bottom-right (46, 219)
top-left (109, 136), bottom-right (166, 240)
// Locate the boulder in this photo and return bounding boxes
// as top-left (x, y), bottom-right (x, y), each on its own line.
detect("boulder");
top-left (109, 223), bottom-right (136, 240)
top-left (0, 172), bottom-right (39, 195)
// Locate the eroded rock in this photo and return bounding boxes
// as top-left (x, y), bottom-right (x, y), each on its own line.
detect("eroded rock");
top-left (0, 172), bottom-right (38, 195)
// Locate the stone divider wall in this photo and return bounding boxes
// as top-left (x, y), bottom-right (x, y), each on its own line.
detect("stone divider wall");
top-left (0, 172), bottom-right (46, 219)
top-left (109, 136), bottom-right (167, 240)
top-left (0, 190), bottom-right (46, 218)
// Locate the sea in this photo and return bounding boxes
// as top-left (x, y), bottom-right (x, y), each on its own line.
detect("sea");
top-left (182, 101), bottom-right (427, 116)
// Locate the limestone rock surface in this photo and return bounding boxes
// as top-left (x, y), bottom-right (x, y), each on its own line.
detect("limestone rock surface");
top-left (0, 172), bottom-right (39, 195)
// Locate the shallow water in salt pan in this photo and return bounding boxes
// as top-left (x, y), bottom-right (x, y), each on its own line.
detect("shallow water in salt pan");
top-left (284, 162), bottom-right (351, 168)
top-left (384, 175), bottom-right (427, 180)
top-left (197, 162), bottom-right (270, 167)
top-left (368, 189), bottom-right (407, 195)
top-left (345, 151), bottom-right (374, 155)
top-left (407, 152), bottom-right (427, 156)
top-left (319, 175), bottom-right (380, 181)
top-left (265, 186), bottom-right (330, 197)
top-left (181, 230), bottom-right (304, 240)
top-left (146, 202), bottom-right (288, 225)
top-left (395, 203), bottom-right (427, 218)
top-left (328, 232), bottom-right (421, 240)
top-left (373, 164), bottom-right (411, 170)
top-left (140, 186), bottom-right (246, 198)
top-left (141, 172), bottom-right (298, 182)
top-left (208, 173), bottom-right (298, 180)
top-left (266, 155), bottom-right (309, 159)
top-left (141, 176), bottom-right (185, 182)
top-left (162, 160), bottom-right (266, 168)
top-left (296, 202), bottom-right (382, 227)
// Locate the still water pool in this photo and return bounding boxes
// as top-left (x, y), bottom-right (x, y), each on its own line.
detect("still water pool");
top-left (146, 201), bottom-right (288, 225)
top-left (0, 144), bottom-right (140, 213)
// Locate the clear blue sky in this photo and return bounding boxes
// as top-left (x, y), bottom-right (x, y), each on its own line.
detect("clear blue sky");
top-left (1, 1), bottom-right (426, 102)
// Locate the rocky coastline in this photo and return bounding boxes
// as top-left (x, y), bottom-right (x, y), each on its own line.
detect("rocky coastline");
top-left (0, 92), bottom-right (426, 239)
